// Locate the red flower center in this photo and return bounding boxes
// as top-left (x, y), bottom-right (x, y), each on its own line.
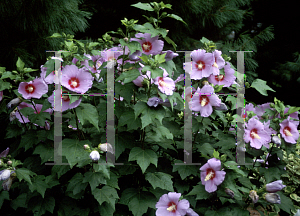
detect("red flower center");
top-left (196, 60), bottom-right (206, 70)
top-left (62, 91), bottom-right (70, 102)
top-left (283, 126), bottom-right (292, 136)
top-left (158, 77), bottom-right (167, 87)
top-left (215, 75), bottom-right (224, 81)
top-left (167, 202), bottom-right (177, 213)
top-left (142, 41), bottom-right (152, 52)
top-left (199, 95), bottom-right (209, 106)
top-left (205, 168), bottom-right (215, 181)
top-left (68, 77), bottom-right (80, 89)
top-left (25, 84), bottom-right (35, 94)
top-left (250, 129), bottom-right (261, 139)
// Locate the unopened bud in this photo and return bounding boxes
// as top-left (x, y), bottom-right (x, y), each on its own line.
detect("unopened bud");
top-left (7, 161), bottom-right (12, 166)
top-left (98, 143), bottom-right (114, 154)
top-left (124, 37), bottom-right (128, 42)
top-left (202, 80), bottom-right (209, 85)
top-left (269, 103), bottom-right (275, 108)
top-left (84, 144), bottom-right (90, 150)
top-left (249, 190), bottom-right (259, 203)
top-left (272, 135), bottom-right (281, 147)
top-left (166, 30), bottom-right (169, 33)
top-left (265, 193), bottom-right (281, 204)
top-left (89, 150), bottom-right (100, 161)
top-left (0, 169), bottom-right (11, 181)
top-left (225, 188), bottom-right (234, 198)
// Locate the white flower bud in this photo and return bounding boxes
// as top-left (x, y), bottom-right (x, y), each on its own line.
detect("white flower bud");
top-left (89, 150), bottom-right (100, 161)
top-left (98, 143), bottom-right (114, 154)
top-left (2, 176), bottom-right (14, 191)
top-left (7, 98), bottom-right (21, 109)
top-left (0, 169), bottom-right (11, 181)
top-left (7, 161), bottom-right (12, 166)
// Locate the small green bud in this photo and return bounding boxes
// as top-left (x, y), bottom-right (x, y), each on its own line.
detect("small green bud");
top-left (270, 103), bottom-right (275, 108)
top-left (245, 82), bottom-right (250, 88)
top-left (84, 144), bottom-right (90, 150)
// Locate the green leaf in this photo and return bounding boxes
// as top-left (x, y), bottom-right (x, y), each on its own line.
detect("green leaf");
top-left (60, 139), bottom-right (91, 168)
top-left (125, 41), bottom-right (143, 54)
top-left (277, 191), bottom-right (296, 214)
top-left (145, 172), bottom-right (174, 191)
top-left (128, 147), bottom-right (158, 173)
top-left (131, 2), bottom-right (154, 11)
top-left (23, 68), bottom-right (38, 73)
top-left (76, 103), bottom-right (100, 132)
top-left (28, 196), bottom-right (55, 216)
top-left (172, 160), bottom-right (200, 180)
top-left (43, 59), bottom-right (55, 79)
top-left (286, 106), bottom-right (300, 116)
top-left (11, 193), bottom-right (27, 210)
top-left (51, 165), bottom-right (70, 179)
top-left (28, 111), bottom-right (51, 127)
top-left (115, 69), bottom-right (140, 84)
top-left (93, 163), bottom-right (113, 179)
top-left (49, 33), bottom-right (62, 38)
top-left (119, 188), bottom-right (157, 216)
top-left (187, 183), bottom-right (211, 200)
top-left (118, 110), bottom-right (142, 130)
top-left (15, 168), bottom-right (37, 185)
top-left (225, 95), bottom-right (237, 110)
top-left (251, 79), bottom-right (275, 96)
top-left (166, 14), bottom-right (188, 26)
top-left (224, 161), bottom-right (246, 177)
top-left (153, 125), bottom-right (173, 140)
top-left (0, 191), bottom-right (10, 209)
top-left (213, 149), bottom-right (220, 159)
top-left (33, 145), bottom-right (54, 164)
top-left (98, 202), bottom-right (115, 216)
top-left (66, 173), bottom-right (88, 195)
top-left (68, 95), bottom-right (81, 105)
top-left (163, 36), bottom-right (177, 51)
top-left (196, 143), bottom-right (215, 157)
top-left (106, 172), bottom-right (120, 190)
top-left (150, 67), bottom-right (164, 79)
top-left (92, 186), bottom-right (119, 210)
top-left (83, 171), bottom-right (107, 191)
top-left (155, 53), bottom-right (166, 64)
top-left (28, 175), bottom-right (49, 198)
top-left (16, 57), bottom-right (25, 71)
top-left (134, 101), bottom-right (148, 119)
top-left (0, 79), bottom-right (11, 91)
top-left (1, 71), bottom-right (16, 80)
top-left (258, 167), bottom-right (281, 183)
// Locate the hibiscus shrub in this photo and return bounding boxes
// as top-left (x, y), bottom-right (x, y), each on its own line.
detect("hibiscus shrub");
top-left (0, 2), bottom-right (300, 216)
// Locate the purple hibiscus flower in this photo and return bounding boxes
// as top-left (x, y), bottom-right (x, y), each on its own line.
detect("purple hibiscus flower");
top-left (18, 77), bottom-right (48, 99)
top-left (130, 33), bottom-right (164, 55)
top-left (188, 85), bottom-right (221, 117)
top-left (190, 49), bottom-right (214, 80)
top-left (244, 116), bottom-right (271, 149)
top-left (207, 61), bottom-right (236, 87)
top-left (200, 158), bottom-right (226, 193)
top-left (155, 192), bottom-right (190, 216)
top-left (279, 117), bottom-right (299, 144)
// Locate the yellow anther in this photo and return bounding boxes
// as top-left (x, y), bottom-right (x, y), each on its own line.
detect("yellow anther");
top-left (71, 81), bottom-right (77, 87)
top-left (201, 98), bottom-right (207, 107)
top-left (284, 129), bottom-right (292, 136)
top-left (143, 44), bottom-right (150, 51)
top-left (218, 75), bottom-right (224, 80)
top-left (27, 86), bottom-right (33, 92)
top-left (198, 63), bottom-right (203, 70)
top-left (167, 204), bottom-right (176, 212)
top-left (159, 79), bottom-right (167, 87)
top-left (213, 62), bottom-right (218, 68)
top-left (251, 131), bottom-right (261, 139)
top-left (205, 171), bottom-right (214, 181)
